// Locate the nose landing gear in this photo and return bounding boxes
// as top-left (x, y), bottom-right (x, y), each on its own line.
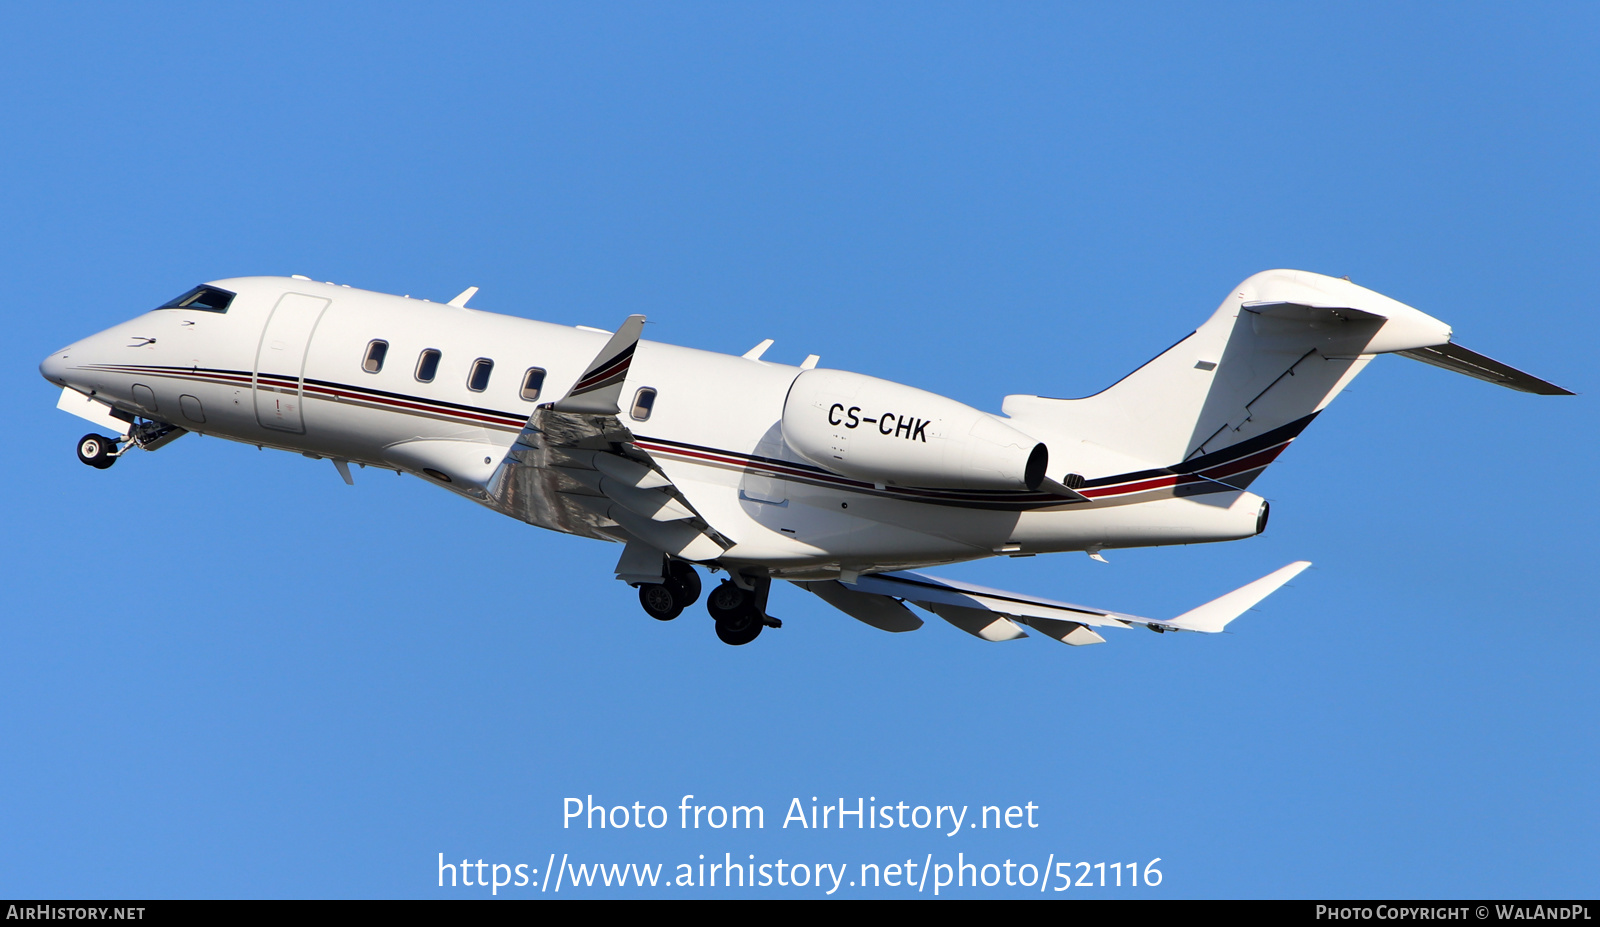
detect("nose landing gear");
top-left (73, 421), bottom-right (185, 471)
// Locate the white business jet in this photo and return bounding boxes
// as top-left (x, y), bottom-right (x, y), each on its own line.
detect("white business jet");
top-left (40, 270), bottom-right (1569, 646)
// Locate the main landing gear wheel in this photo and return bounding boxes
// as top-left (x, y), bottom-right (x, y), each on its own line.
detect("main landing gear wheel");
top-left (638, 583), bottom-right (683, 621)
top-left (714, 612), bottom-right (763, 646)
top-left (667, 560), bottom-right (702, 606)
top-left (637, 561), bottom-right (703, 622)
top-left (76, 434), bottom-right (118, 469)
top-left (707, 581), bottom-right (763, 646)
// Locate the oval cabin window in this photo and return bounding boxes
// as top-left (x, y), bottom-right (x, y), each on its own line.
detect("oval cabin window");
top-left (415, 349), bottom-right (441, 383)
top-left (630, 387), bottom-right (657, 422)
top-left (467, 358), bottom-right (494, 392)
top-left (520, 367), bottom-right (546, 402)
top-left (363, 340), bottom-right (388, 373)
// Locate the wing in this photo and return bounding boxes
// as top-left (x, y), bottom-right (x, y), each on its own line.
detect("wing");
top-left (485, 315), bottom-right (732, 564)
top-left (798, 561), bottom-right (1311, 646)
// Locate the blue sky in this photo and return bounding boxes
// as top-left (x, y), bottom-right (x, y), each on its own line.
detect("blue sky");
top-left (2, 3), bottom-right (1594, 898)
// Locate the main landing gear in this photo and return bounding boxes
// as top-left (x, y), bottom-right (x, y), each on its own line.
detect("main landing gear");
top-left (637, 560), bottom-right (704, 622)
top-left (706, 576), bottom-right (781, 646)
top-left (634, 563), bottom-right (780, 646)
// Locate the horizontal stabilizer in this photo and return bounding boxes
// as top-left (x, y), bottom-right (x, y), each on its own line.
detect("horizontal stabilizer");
top-left (1242, 300), bottom-right (1385, 323)
top-left (1397, 343), bottom-right (1573, 395)
top-left (1158, 561), bottom-right (1311, 633)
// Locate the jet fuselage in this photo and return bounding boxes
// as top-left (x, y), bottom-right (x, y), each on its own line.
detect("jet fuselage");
top-left (39, 276), bottom-right (1265, 580)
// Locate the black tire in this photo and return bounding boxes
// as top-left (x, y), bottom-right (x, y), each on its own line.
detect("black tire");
top-left (707, 580), bottom-right (763, 645)
top-left (706, 581), bottom-right (748, 621)
top-left (667, 561), bottom-right (702, 606)
top-left (638, 583), bottom-right (683, 621)
top-left (714, 612), bottom-right (763, 646)
top-left (77, 434), bottom-right (116, 469)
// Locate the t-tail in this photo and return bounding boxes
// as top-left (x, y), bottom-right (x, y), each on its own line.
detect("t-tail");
top-left (1004, 269), bottom-right (1571, 489)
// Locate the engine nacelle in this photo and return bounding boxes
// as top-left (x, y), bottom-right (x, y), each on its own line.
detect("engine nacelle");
top-left (782, 368), bottom-right (1048, 491)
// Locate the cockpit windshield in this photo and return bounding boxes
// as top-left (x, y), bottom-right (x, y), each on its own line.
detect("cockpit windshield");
top-left (158, 285), bottom-right (235, 313)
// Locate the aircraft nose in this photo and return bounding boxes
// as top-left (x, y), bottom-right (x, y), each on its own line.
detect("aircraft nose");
top-left (40, 348), bottom-right (71, 387)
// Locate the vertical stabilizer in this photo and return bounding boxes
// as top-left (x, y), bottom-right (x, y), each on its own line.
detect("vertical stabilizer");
top-left (1003, 270), bottom-right (1473, 485)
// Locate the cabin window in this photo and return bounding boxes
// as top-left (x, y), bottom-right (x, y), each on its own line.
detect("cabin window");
top-left (158, 285), bottom-right (235, 314)
top-left (630, 387), bottom-right (657, 422)
top-left (520, 367), bottom-right (546, 401)
top-left (362, 340), bottom-right (388, 373)
top-left (415, 349), bottom-right (441, 383)
top-left (467, 358), bottom-right (494, 392)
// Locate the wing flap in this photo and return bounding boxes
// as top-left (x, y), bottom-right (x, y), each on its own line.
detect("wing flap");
top-left (486, 409), bottom-right (629, 541)
top-left (849, 571), bottom-right (1141, 629)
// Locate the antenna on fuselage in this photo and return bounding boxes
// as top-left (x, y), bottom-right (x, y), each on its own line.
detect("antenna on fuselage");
top-left (447, 286), bottom-right (479, 308)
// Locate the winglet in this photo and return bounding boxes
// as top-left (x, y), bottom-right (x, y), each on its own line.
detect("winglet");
top-left (1160, 561), bottom-right (1311, 633)
top-left (551, 315), bottom-right (646, 414)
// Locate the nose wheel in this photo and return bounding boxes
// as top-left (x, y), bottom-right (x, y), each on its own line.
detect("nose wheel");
top-left (76, 433), bottom-right (119, 469)
top-left (73, 421), bottom-right (183, 471)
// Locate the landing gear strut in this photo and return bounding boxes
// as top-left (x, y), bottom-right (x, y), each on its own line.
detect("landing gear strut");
top-left (706, 576), bottom-right (780, 646)
top-left (636, 560), bottom-right (703, 621)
